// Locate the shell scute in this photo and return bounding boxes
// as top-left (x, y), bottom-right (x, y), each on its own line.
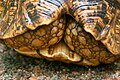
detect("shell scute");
top-left (72, 0), bottom-right (120, 55)
top-left (0, 0), bottom-right (68, 39)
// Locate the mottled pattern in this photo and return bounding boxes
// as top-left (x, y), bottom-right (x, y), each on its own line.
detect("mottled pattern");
top-left (0, 0), bottom-right (119, 66)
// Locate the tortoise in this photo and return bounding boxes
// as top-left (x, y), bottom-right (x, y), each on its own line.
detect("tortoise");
top-left (0, 0), bottom-right (119, 66)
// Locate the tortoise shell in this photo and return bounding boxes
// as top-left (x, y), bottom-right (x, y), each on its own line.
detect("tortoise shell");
top-left (0, 0), bottom-right (119, 66)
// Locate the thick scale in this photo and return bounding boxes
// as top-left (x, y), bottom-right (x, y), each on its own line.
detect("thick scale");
top-left (0, 0), bottom-right (119, 66)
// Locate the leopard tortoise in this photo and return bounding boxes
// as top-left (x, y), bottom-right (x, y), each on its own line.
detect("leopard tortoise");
top-left (0, 0), bottom-right (119, 66)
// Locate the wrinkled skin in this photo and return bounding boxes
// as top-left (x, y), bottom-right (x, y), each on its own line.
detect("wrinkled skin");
top-left (0, 0), bottom-right (119, 66)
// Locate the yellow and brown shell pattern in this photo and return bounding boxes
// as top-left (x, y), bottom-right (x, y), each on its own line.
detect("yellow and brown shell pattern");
top-left (0, 0), bottom-right (119, 66)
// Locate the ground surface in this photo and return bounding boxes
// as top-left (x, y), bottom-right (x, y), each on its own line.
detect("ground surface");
top-left (0, 44), bottom-right (120, 80)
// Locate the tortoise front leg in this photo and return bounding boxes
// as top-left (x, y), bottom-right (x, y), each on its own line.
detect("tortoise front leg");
top-left (64, 18), bottom-right (116, 66)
